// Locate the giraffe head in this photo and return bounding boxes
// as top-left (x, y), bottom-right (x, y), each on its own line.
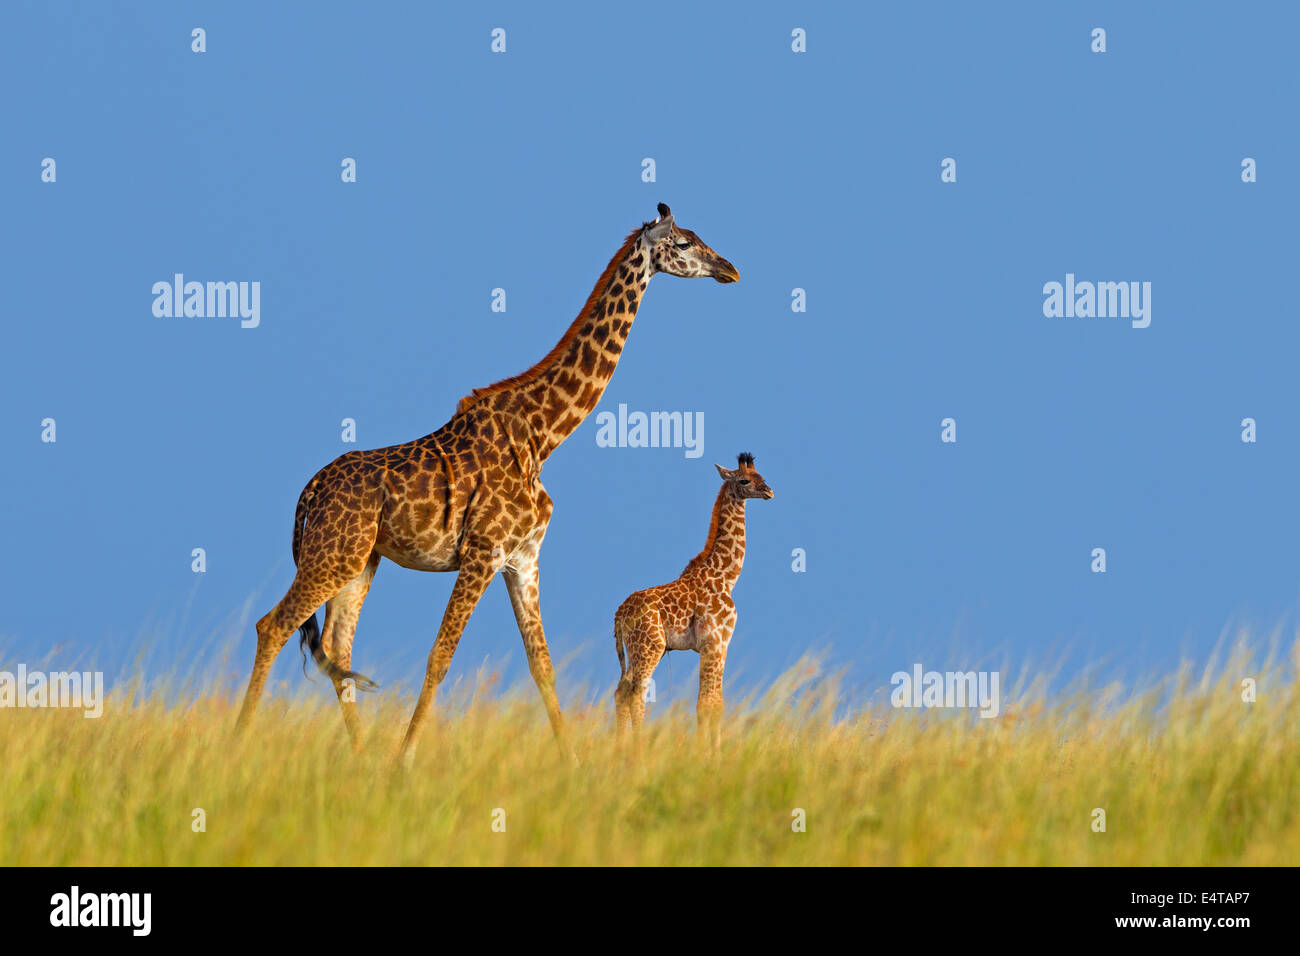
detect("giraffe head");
top-left (642, 203), bottom-right (740, 283)
top-left (715, 452), bottom-right (774, 499)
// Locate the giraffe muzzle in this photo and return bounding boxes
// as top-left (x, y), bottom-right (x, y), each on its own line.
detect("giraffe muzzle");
top-left (713, 259), bottom-right (740, 283)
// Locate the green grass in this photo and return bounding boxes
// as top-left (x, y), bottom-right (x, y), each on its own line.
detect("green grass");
top-left (2, 644), bottom-right (1298, 865)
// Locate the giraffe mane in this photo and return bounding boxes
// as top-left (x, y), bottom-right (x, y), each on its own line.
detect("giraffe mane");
top-left (454, 225), bottom-right (648, 414)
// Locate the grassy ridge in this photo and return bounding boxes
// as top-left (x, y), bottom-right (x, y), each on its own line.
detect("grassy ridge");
top-left (1, 646), bottom-right (1298, 866)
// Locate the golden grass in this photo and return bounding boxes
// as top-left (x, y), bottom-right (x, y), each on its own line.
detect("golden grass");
top-left (1, 642), bottom-right (1298, 866)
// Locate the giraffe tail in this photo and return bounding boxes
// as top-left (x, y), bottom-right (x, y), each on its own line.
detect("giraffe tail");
top-left (614, 620), bottom-right (627, 678)
top-left (297, 614), bottom-right (379, 692)
top-left (291, 476), bottom-right (321, 566)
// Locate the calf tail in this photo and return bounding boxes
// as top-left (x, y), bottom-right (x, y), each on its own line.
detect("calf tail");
top-left (614, 619), bottom-right (627, 678)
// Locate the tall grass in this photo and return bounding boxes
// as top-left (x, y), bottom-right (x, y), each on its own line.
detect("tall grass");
top-left (1, 641), bottom-right (1297, 865)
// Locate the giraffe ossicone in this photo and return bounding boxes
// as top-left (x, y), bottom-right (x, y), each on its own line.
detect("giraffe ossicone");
top-left (233, 204), bottom-right (739, 764)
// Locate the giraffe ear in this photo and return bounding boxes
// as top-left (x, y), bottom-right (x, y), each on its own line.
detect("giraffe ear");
top-left (715, 463), bottom-right (734, 480)
top-left (644, 205), bottom-right (674, 241)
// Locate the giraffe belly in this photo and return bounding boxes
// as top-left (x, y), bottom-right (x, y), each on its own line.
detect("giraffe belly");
top-left (374, 529), bottom-right (461, 572)
top-left (662, 609), bottom-right (699, 651)
top-left (664, 628), bottom-right (697, 652)
top-left (375, 543), bottom-right (459, 572)
top-left (374, 493), bottom-right (464, 571)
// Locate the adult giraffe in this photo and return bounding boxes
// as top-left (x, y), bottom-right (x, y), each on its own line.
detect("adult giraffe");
top-left (234, 203), bottom-right (739, 763)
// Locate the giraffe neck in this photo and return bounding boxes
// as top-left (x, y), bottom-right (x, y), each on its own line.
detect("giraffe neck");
top-left (469, 230), bottom-right (652, 463)
top-left (683, 486), bottom-right (747, 590)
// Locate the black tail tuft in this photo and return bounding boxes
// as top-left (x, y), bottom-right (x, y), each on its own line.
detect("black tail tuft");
top-left (298, 614), bottom-right (379, 692)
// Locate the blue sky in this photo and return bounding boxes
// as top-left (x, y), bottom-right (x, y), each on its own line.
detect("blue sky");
top-left (2, 2), bottom-right (1297, 710)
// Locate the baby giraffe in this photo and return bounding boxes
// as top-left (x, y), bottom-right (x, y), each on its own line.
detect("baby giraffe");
top-left (614, 453), bottom-right (774, 751)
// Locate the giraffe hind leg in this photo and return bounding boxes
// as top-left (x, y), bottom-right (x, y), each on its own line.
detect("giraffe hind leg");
top-left (304, 551), bottom-right (381, 693)
top-left (616, 609), bottom-right (665, 751)
top-left (614, 632), bottom-right (633, 742)
top-left (236, 572), bottom-right (348, 733)
top-left (236, 539), bottom-right (378, 733)
top-left (315, 551), bottom-right (381, 748)
top-left (613, 621), bottom-right (640, 742)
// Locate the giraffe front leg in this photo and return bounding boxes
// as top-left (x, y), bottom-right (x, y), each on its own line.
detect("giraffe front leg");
top-left (501, 534), bottom-right (575, 765)
top-left (397, 557), bottom-right (494, 768)
top-left (696, 642), bottom-right (727, 755)
top-left (697, 607), bottom-right (735, 755)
